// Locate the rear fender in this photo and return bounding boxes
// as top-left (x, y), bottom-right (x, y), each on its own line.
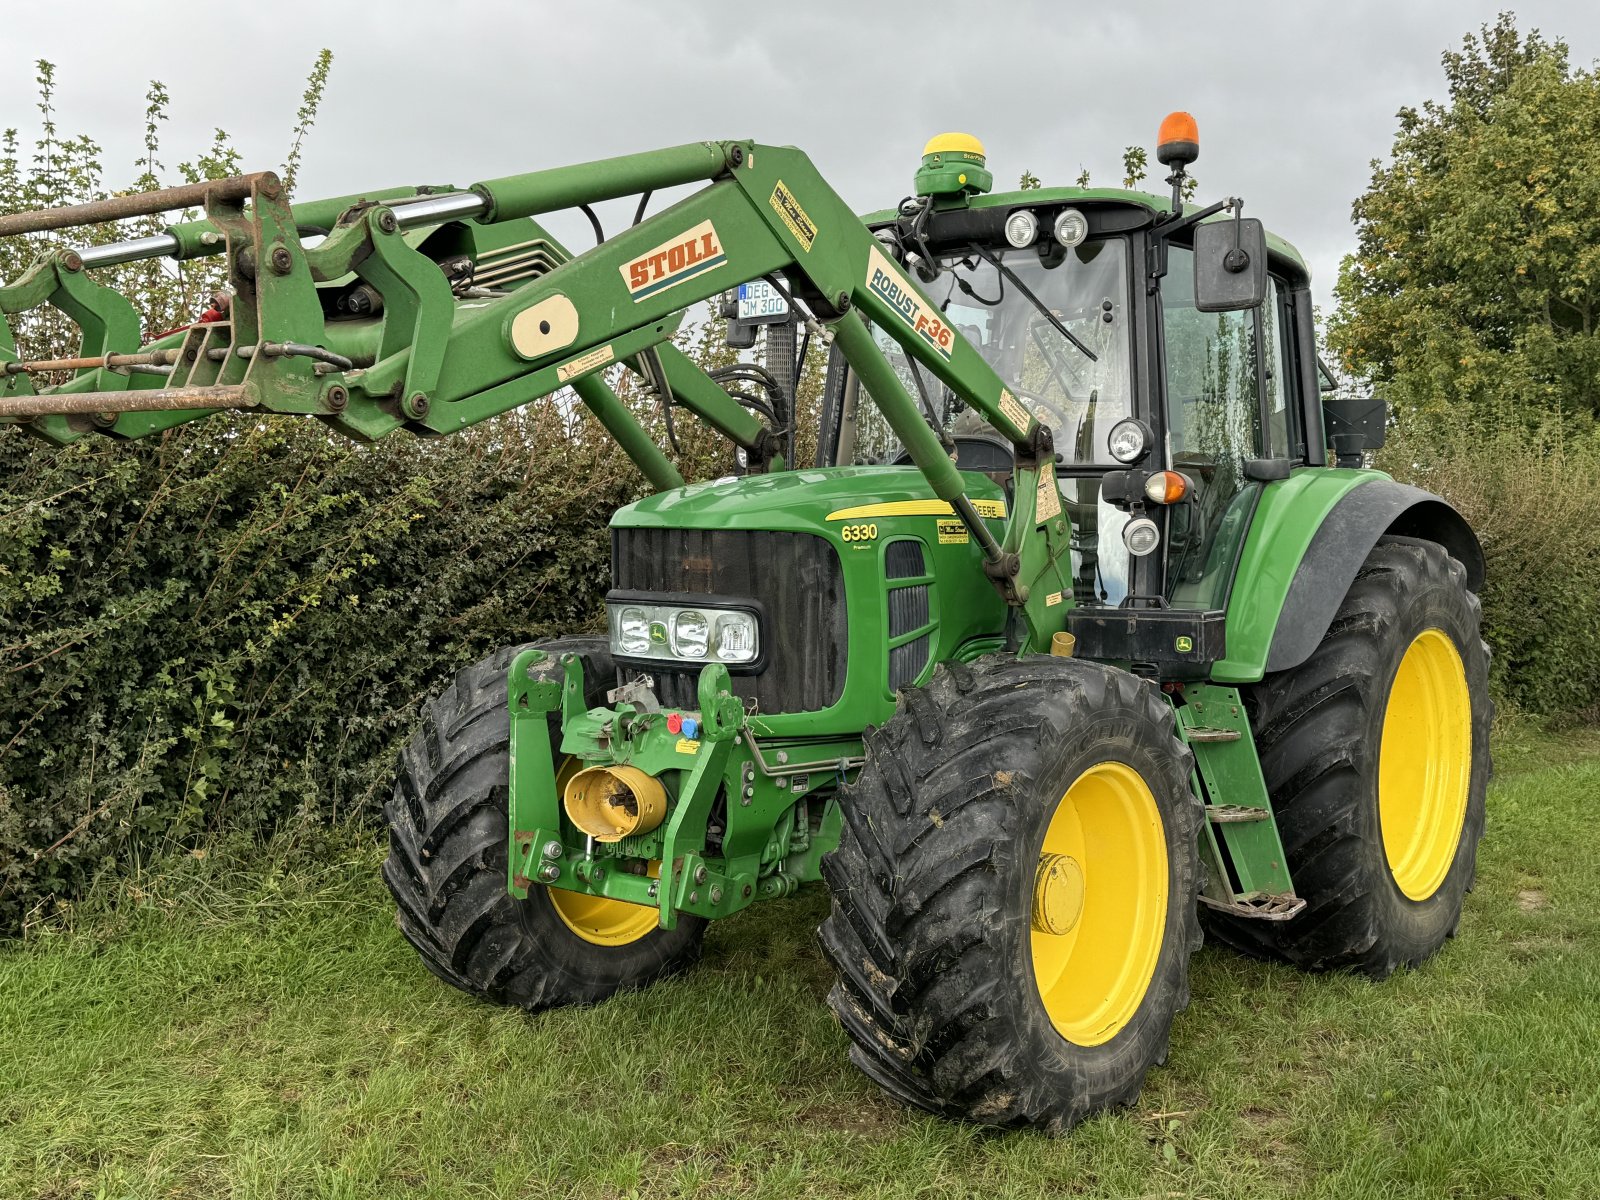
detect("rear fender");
top-left (1212, 473), bottom-right (1483, 683)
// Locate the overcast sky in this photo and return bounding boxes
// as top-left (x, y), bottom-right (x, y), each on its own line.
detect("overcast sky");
top-left (5, 1), bottom-right (1598, 314)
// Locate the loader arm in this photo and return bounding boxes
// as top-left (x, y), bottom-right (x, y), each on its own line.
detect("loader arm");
top-left (0, 140), bottom-right (1075, 646)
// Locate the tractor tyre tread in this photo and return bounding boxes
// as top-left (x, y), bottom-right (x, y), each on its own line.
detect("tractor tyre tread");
top-left (1201, 539), bottom-right (1491, 977)
top-left (819, 655), bottom-right (1203, 1132)
top-left (382, 638), bottom-right (704, 1010)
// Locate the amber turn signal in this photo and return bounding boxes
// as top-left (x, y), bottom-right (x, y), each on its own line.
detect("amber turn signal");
top-left (1143, 470), bottom-right (1191, 505)
top-left (1156, 111), bottom-right (1200, 168)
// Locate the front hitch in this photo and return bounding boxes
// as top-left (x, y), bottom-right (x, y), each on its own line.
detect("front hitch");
top-left (505, 648), bottom-right (748, 930)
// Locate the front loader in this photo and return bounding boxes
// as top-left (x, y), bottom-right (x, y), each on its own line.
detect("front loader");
top-left (0, 114), bottom-right (1489, 1132)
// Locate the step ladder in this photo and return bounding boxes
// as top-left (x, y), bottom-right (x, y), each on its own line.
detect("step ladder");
top-left (1176, 685), bottom-right (1305, 921)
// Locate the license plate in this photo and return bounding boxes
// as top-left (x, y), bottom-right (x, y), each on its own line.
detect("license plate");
top-left (736, 280), bottom-right (789, 323)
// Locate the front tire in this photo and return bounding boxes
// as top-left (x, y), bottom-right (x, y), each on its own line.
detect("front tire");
top-left (1203, 538), bottom-right (1491, 976)
top-left (819, 656), bottom-right (1202, 1132)
top-left (382, 638), bottom-right (705, 1009)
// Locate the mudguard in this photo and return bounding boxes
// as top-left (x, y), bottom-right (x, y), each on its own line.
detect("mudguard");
top-left (1212, 474), bottom-right (1483, 683)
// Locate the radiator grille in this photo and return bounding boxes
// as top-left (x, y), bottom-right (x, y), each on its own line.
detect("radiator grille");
top-left (612, 527), bottom-right (847, 714)
top-left (885, 539), bottom-right (926, 580)
top-left (885, 538), bottom-right (933, 690)
top-left (889, 634), bottom-right (932, 690)
top-left (888, 584), bottom-right (930, 638)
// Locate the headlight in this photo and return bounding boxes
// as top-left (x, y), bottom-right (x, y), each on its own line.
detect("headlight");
top-left (1123, 517), bottom-right (1161, 557)
top-left (713, 611), bottom-right (758, 663)
top-left (1053, 207), bottom-right (1088, 248)
top-left (616, 606), bottom-right (652, 655)
top-left (669, 610), bottom-right (710, 659)
top-left (1004, 209), bottom-right (1039, 248)
top-left (608, 599), bottom-right (760, 667)
top-left (1107, 417), bottom-right (1151, 464)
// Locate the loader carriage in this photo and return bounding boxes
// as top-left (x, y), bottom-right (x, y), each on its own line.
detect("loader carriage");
top-left (0, 116), bottom-right (1489, 1132)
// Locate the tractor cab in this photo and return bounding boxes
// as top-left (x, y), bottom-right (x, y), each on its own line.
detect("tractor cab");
top-left (821, 125), bottom-right (1326, 649)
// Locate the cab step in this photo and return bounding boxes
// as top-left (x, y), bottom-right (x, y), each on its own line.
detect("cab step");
top-left (1198, 891), bottom-right (1306, 921)
top-left (1184, 726), bottom-right (1241, 743)
top-left (1206, 804), bottom-right (1271, 824)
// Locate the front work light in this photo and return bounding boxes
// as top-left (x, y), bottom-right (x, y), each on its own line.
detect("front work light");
top-left (1107, 417), bottom-right (1151, 464)
top-left (1123, 517), bottom-right (1161, 557)
top-left (608, 600), bottom-right (760, 668)
top-left (1004, 209), bottom-right (1039, 248)
top-left (1053, 208), bottom-right (1088, 248)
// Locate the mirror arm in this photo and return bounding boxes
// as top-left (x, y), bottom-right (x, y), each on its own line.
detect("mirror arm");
top-left (1146, 196), bottom-right (1239, 287)
top-left (1153, 196), bottom-right (1238, 242)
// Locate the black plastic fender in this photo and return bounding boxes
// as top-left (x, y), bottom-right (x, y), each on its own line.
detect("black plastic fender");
top-left (1263, 481), bottom-right (1484, 675)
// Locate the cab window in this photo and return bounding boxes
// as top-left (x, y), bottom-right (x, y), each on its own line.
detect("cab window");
top-left (1160, 248), bottom-right (1294, 609)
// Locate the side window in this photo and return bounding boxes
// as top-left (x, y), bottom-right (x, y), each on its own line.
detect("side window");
top-left (1161, 248), bottom-right (1292, 610)
top-left (1261, 277), bottom-right (1291, 459)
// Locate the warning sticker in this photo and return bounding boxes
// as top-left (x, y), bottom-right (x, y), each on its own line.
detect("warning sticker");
top-left (999, 389), bottom-right (1031, 432)
top-left (1036, 464), bottom-right (1062, 524)
top-left (556, 343), bottom-right (615, 382)
top-left (1045, 590), bottom-right (1064, 607)
top-left (936, 519), bottom-right (969, 545)
top-left (675, 737), bottom-right (701, 755)
top-left (770, 181), bottom-right (818, 252)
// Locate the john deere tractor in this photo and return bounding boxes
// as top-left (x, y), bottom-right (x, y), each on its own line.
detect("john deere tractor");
top-left (0, 114), bottom-right (1488, 1132)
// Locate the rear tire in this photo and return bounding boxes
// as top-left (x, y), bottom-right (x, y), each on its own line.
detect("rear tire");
top-left (1203, 538), bottom-right (1491, 976)
top-left (382, 638), bottom-right (705, 1009)
top-left (820, 655), bottom-right (1202, 1132)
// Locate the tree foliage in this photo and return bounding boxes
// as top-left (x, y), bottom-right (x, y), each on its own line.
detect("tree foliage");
top-left (1330, 14), bottom-right (1600, 426)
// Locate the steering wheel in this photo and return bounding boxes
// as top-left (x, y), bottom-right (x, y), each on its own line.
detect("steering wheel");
top-left (1012, 385), bottom-right (1076, 434)
top-left (892, 432), bottom-right (1014, 474)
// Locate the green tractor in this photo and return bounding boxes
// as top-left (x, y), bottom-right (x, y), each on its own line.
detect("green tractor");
top-left (0, 114), bottom-right (1488, 1132)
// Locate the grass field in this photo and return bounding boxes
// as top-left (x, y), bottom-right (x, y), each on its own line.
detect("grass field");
top-left (2, 724), bottom-right (1598, 1200)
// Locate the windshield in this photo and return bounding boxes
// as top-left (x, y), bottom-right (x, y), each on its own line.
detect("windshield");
top-left (847, 238), bottom-right (1132, 466)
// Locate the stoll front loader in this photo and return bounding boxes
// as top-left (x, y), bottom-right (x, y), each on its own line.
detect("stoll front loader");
top-left (0, 114), bottom-right (1487, 1132)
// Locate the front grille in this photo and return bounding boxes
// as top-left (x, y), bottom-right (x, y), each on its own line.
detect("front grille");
top-left (612, 527), bottom-right (847, 714)
top-left (890, 633), bottom-right (931, 690)
top-left (888, 583), bottom-right (930, 637)
top-left (885, 538), bottom-right (933, 690)
top-left (885, 540), bottom-right (926, 579)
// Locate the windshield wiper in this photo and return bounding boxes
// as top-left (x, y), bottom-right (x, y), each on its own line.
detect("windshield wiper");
top-left (1028, 322), bottom-right (1079, 400)
top-left (968, 242), bottom-right (1098, 364)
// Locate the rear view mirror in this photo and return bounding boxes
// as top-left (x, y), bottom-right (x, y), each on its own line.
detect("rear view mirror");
top-left (1323, 396), bottom-right (1388, 468)
top-left (1193, 218), bottom-right (1267, 313)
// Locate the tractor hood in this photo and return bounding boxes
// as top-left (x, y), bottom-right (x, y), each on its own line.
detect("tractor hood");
top-left (607, 466), bottom-right (1012, 735)
top-left (610, 465), bottom-right (1009, 538)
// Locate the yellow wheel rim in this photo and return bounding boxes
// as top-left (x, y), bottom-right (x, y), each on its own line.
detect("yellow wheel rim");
top-left (546, 755), bottom-right (659, 947)
top-left (1030, 761), bottom-right (1168, 1047)
top-left (549, 888), bottom-right (660, 947)
top-left (1379, 628), bottom-right (1472, 901)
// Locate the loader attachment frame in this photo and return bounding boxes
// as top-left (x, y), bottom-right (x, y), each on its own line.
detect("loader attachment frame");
top-left (0, 141), bottom-right (1076, 646)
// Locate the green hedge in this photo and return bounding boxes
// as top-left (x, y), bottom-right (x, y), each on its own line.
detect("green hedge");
top-left (1379, 418), bottom-right (1600, 720)
top-left (0, 406), bottom-right (725, 933)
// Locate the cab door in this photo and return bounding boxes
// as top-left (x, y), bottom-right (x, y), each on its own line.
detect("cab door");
top-left (1157, 246), bottom-right (1301, 610)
